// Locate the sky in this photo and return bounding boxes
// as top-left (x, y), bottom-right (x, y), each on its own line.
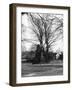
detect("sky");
top-left (21, 13), bottom-right (63, 52)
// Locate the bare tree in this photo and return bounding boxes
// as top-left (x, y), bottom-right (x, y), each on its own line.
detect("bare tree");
top-left (37, 14), bottom-right (63, 62)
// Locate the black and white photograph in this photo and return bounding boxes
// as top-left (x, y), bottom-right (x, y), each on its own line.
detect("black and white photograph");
top-left (21, 12), bottom-right (63, 77)
top-left (9, 4), bottom-right (70, 86)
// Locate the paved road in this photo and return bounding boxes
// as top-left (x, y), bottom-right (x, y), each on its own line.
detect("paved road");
top-left (21, 63), bottom-right (63, 77)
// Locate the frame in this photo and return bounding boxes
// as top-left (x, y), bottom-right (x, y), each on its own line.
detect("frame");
top-left (9, 3), bottom-right (70, 86)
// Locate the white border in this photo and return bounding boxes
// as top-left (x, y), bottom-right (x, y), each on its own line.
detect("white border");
top-left (16, 7), bottom-right (68, 83)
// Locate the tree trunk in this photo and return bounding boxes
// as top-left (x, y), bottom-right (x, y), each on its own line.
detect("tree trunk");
top-left (45, 42), bottom-right (49, 63)
top-left (44, 22), bottom-right (49, 63)
top-left (40, 41), bottom-right (44, 63)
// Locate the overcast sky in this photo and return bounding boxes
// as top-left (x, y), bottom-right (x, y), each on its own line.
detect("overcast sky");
top-left (21, 13), bottom-right (63, 52)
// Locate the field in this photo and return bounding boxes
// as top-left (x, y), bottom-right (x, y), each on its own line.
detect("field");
top-left (21, 60), bottom-right (63, 77)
